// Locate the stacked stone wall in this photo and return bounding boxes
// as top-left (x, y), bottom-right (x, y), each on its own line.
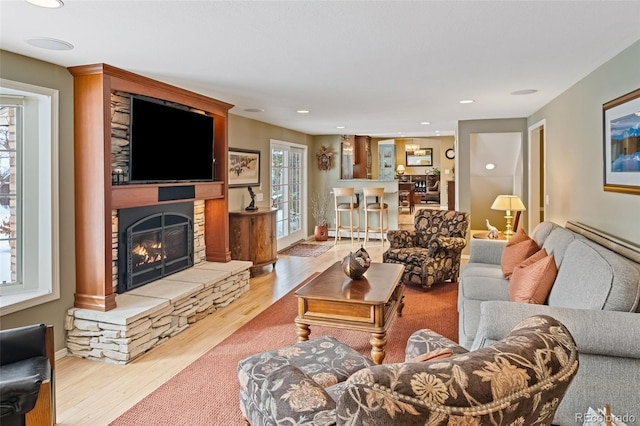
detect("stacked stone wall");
top-left (66, 269), bottom-right (250, 364)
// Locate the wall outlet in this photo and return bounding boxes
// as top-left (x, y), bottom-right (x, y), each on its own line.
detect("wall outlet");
top-left (445, 169), bottom-right (451, 174)
top-left (256, 193), bottom-right (263, 202)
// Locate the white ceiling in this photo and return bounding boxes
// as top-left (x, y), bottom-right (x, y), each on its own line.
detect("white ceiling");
top-left (2, 0), bottom-right (640, 138)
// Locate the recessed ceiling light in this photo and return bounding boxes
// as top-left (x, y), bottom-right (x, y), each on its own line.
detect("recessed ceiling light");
top-left (485, 163), bottom-right (496, 170)
top-left (420, 121), bottom-right (431, 125)
top-left (26, 37), bottom-right (73, 51)
top-left (336, 126), bottom-right (345, 129)
top-left (296, 110), bottom-right (309, 114)
top-left (459, 99), bottom-right (475, 104)
top-left (244, 108), bottom-right (264, 113)
top-left (511, 89), bottom-right (538, 96)
top-left (25, 0), bottom-right (63, 8)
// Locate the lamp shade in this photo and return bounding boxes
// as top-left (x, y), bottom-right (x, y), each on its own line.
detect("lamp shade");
top-left (396, 165), bottom-right (405, 174)
top-left (491, 195), bottom-right (526, 211)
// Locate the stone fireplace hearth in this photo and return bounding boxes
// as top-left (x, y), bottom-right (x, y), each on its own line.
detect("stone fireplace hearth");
top-left (65, 259), bottom-right (251, 364)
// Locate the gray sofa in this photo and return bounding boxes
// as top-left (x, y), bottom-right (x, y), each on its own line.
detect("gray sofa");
top-left (458, 220), bottom-right (640, 425)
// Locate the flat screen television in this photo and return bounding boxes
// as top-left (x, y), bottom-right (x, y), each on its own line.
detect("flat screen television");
top-left (129, 95), bottom-right (214, 183)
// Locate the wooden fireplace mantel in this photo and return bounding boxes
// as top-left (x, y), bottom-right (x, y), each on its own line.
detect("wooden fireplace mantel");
top-left (69, 63), bottom-right (233, 311)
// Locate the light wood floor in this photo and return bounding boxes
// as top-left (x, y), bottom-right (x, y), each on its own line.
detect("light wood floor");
top-left (55, 238), bottom-right (390, 426)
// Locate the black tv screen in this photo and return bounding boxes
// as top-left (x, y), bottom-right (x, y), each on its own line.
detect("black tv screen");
top-left (129, 96), bottom-right (214, 183)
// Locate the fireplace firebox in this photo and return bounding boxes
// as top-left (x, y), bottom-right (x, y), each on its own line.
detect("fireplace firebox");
top-left (118, 202), bottom-right (194, 293)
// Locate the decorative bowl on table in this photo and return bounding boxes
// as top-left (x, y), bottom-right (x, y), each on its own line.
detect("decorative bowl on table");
top-left (341, 246), bottom-right (371, 279)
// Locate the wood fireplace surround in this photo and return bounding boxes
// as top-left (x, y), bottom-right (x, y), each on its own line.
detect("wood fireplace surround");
top-left (69, 63), bottom-right (233, 312)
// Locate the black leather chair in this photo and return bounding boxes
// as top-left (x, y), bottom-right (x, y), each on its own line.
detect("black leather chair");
top-left (0, 324), bottom-right (55, 426)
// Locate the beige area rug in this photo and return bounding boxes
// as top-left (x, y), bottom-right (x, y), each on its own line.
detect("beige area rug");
top-left (109, 276), bottom-right (459, 426)
top-left (278, 242), bottom-right (333, 257)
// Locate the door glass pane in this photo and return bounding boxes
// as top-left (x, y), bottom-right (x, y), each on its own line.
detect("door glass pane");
top-left (289, 150), bottom-right (302, 234)
top-left (271, 148), bottom-right (287, 239)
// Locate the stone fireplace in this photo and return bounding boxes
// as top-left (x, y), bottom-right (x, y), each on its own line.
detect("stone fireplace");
top-left (65, 199), bottom-right (251, 364)
top-left (67, 65), bottom-right (239, 364)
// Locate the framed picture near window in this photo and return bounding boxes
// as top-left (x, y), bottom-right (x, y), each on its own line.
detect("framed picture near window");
top-left (406, 148), bottom-right (433, 166)
top-left (228, 148), bottom-right (260, 187)
top-left (603, 88), bottom-right (640, 195)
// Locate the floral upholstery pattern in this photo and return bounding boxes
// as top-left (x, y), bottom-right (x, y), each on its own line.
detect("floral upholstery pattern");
top-left (238, 316), bottom-right (578, 426)
top-left (337, 315), bottom-right (578, 425)
top-left (237, 336), bottom-right (374, 426)
top-left (404, 329), bottom-right (471, 361)
top-left (383, 209), bottom-right (470, 288)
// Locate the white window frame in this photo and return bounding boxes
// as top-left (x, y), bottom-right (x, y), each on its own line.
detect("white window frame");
top-left (0, 79), bottom-right (60, 315)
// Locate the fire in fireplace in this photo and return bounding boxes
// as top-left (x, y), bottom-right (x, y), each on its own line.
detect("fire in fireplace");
top-left (118, 202), bottom-right (194, 293)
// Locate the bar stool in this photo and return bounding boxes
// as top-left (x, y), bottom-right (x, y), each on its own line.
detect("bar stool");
top-left (362, 187), bottom-right (388, 246)
top-left (333, 187), bottom-right (360, 243)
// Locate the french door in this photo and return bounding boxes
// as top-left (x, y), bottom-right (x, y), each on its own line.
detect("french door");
top-left (270, 140), bottom-right (307, 251)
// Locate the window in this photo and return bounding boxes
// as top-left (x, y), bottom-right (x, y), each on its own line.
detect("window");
top-left (0, 79), bottom-right (60, 315)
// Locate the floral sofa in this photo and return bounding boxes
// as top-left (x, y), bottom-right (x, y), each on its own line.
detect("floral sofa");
top-left (382, 209), bottom-right (469, 288)
top-left (237, 315), bottom-right (579, 425)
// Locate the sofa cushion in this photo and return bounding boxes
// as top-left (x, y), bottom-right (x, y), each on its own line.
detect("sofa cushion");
top-left (541, 227), bottom-right (578, 268)
top-left (509, 252), bottom-right (557, 304)
top-left (549, 239), bottom-right (640, 311)
top-left (530, 221), bottom-right (560, 247)
top-left (501, 233), bottom-right (540, 279)
top-left (459, 267), bottom-right (510, 301)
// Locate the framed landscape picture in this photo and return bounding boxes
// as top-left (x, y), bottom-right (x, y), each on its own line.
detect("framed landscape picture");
top-left (228, 148), bottom-right (260, 187)
top-left (603, 88), bottom-right (640, 195)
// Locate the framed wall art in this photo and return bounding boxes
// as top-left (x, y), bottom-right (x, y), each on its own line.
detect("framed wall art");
top-left (406, 148), bottom-right (433, 166)
top-left (228, 148), bottom-right (260, 187)
top-left (603, 88), bottom-right (640, 195)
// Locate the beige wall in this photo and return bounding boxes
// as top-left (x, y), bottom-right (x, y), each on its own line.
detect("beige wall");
top-left (227, 114), bottom-right (313, 213)
top-left (528, 39), bottom-right (640, 244)
top-left (309, 135), bottom-right (341, 229)
top-left (0, 51), bottom-right (75, 350)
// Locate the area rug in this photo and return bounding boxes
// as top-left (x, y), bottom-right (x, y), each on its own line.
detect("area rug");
top-left (109, 276), bottom-right (458, 426)
top-left (278, 242), bottom-right (333, 257)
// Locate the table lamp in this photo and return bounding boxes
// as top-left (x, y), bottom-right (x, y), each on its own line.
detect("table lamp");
top-left (491, 195), bottom-right (526, 239)
top-left (396, 165), bottom-right (405, 179)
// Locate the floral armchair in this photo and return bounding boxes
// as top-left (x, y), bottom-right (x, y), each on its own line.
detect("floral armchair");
top-left (237, 315), bottom-right (579, 426)
top-left (383, 209), bottom-right (470, 288)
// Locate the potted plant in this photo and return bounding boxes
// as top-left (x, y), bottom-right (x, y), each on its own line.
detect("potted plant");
top-left (431, 167), bottom-right (441, 176)
top-left (311, 191), bottom-right (330, 241)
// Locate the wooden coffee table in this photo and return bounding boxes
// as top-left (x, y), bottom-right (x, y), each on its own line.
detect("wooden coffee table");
top-left (295, 261), bottom-right (405, 364)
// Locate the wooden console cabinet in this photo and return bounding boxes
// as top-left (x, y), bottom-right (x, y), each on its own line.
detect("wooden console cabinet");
top-left (229, 209), bottom-right (277, 275)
